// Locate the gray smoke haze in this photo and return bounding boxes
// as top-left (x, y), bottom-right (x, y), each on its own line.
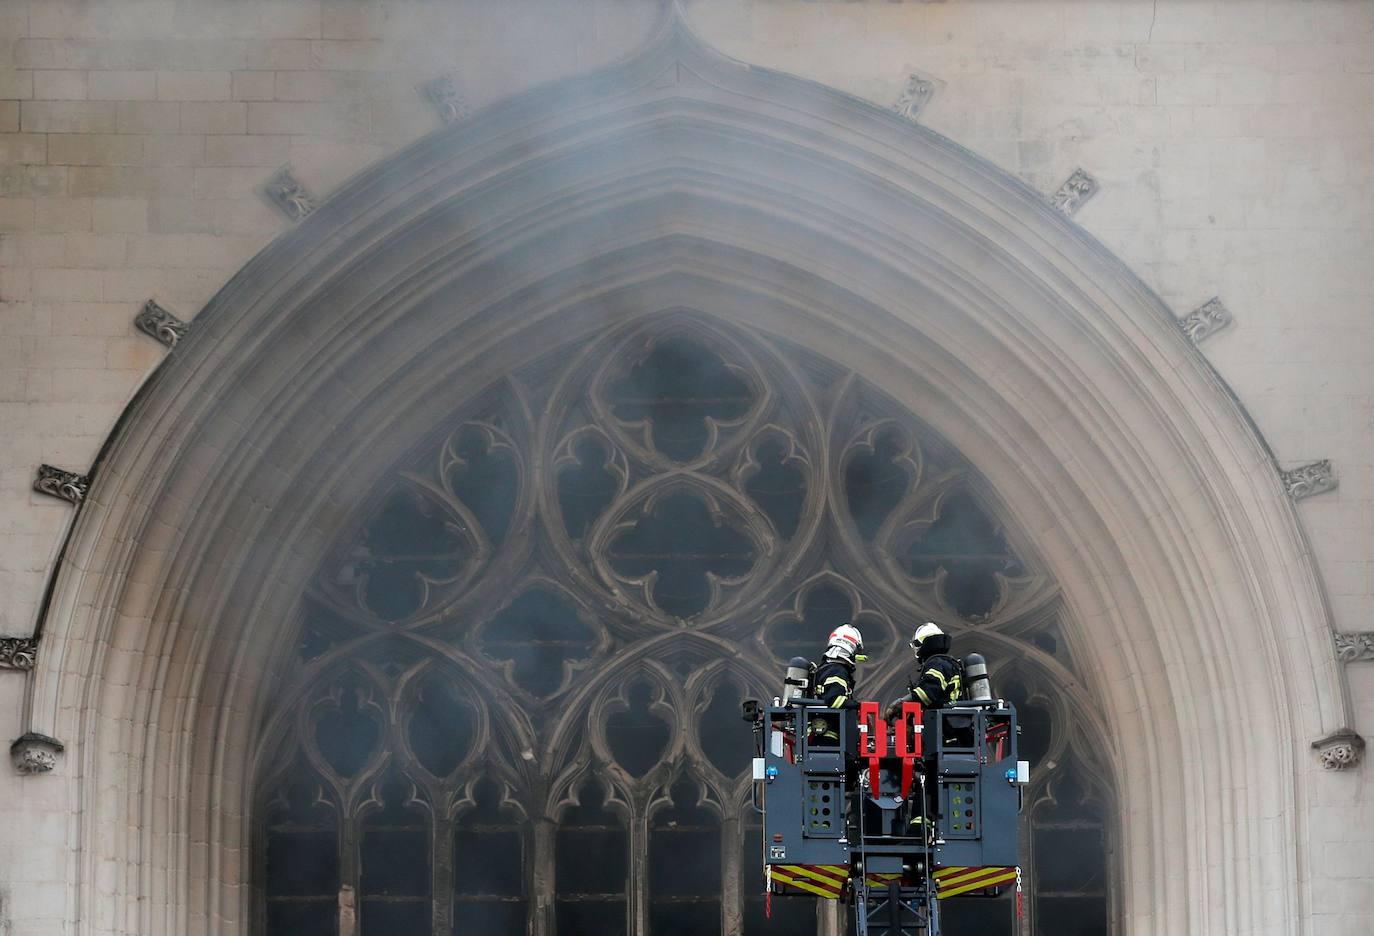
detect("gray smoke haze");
top-left (251, 3), bottom-right (1061, 933)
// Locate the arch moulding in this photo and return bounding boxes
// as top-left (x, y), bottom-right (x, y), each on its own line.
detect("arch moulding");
top-left (23, 15), bottom-right (1345, 936)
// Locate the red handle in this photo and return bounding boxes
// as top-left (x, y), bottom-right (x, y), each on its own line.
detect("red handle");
top-left (857, 702), bottom-right (886, 791)
top-left (897, 702), bottom-right (922, 798)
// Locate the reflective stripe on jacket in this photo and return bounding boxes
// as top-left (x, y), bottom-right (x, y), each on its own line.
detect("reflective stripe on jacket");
top-left (909, 654), bottom-right (962, 708)
top-left (813, 660), bottom-right (855, 708)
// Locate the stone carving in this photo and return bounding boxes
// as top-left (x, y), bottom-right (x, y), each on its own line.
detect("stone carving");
top-left (1335, 632), bottom-right (1374, 663)
top-left (1051, 168), bottom-right (1099, 216)
top-left (264, 168), bottom-right (318, 222)
top-left (1311, 729), bottom-right (1365, 771)
top-left (16, 748), bottom-right (56, 773)
top-left (1280, 460), bottom-right (1337, 500)
top-left (34, 465), bottom-right (89, 504)
top-left (10, 732), bottom-right (64, 775)
top-left (135, 299), bottom-right (188, 348)
top-left (892, 74), bottom-right (936, 121)
top-left (1178, 297), bottom-right (1232, 344)
top-left (0, 637), bottom-right (38, 671)
top-left (422, 74), bottom-right (468, 124)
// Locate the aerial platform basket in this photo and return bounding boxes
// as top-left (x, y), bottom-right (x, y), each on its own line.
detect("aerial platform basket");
top-left (747, 696), bottom-right (1028, 936)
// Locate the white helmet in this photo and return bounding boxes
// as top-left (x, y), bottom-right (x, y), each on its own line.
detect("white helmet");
top-left (824, 624), bottom-right (865, 663)
top-left (909, 622), bottom-right (947, 659)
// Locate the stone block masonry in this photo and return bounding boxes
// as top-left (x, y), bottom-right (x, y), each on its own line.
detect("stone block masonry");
top-left (0, 1), bottom-right (1372, 933)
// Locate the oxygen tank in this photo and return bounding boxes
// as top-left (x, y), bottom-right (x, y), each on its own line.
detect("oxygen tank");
top-left (964, 652), bottom-right (993, 701)
top-left (783, 657), bottom-right (812, 704)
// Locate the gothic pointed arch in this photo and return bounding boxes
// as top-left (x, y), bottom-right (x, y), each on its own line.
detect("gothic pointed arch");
top-left (25, 10), bottom-right (1345, 936)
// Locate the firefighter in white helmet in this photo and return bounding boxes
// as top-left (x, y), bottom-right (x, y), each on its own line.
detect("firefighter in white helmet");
top-left (887, 622), bottom-right (963, 835)
top-left (810, 624), bottom-right (865, 744)
top-left (817, 624), bottom-right (865, 706)
top-left (884, 621), bottom-right (962, 720)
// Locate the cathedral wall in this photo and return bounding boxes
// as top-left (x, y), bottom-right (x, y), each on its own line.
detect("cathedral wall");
top-left (0, 1), bottom-right (1371, 932)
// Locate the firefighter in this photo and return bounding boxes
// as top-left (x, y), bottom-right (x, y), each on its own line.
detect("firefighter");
top-left (817, 624), bottom-right (865, 705)
top-left (884, 622), bottom-right (961, 719)
top-left (809, 624), bottom-right (865, 744)
top-left (884, 622), bottom-right (963, 834)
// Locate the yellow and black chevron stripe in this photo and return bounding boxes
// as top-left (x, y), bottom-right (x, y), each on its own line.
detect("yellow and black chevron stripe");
top-left (769, 864), bottom-right (850, 899)
top-left (932, 866), bottom-right (1017, 899)
top-left (772, 864), bottom-right (1014, 900)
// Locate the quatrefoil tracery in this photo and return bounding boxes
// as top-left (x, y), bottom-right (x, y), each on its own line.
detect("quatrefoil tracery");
top-left (760, 570), bottom-right (896, 667)
top-left (343, 485), bottom-right (485, 622)
top-left (293, 314), bottom-right (1060, 771)
top-left (260, 314), bottom-right (1112, 936)
top-left (592, 479), bottom-right (769, 623)
top-left (588, 323), bottom-right (772, 469)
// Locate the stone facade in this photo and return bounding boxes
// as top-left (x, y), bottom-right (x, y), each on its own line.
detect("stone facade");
top-left (0, 1), bottom-right (1372, 934)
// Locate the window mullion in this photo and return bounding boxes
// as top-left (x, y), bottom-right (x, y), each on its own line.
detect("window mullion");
top-left (630, 811), bottom-right (649, 936)
top-left (531, 815), bottom-right (555, 936)
top-left (342, 807), bottom-right (361, 936)
top-left (721, 812), bottom-right (742, 936)
top-left (433, 816), bottom-right (454, 936)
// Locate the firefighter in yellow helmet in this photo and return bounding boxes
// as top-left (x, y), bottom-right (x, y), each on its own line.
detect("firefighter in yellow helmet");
top-left (884, 622), bottom-right (962, 719)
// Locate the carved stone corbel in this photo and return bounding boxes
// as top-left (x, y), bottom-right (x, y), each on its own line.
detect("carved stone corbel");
top-left (0, 637), bottom-right (38, 670)
top-left (1280, 460), bottom-right (1337, 500)
top-left (1334, 632), bottom-right (1374, 663)
top-left (422, 74), bottom-right (468, 124)
top-left (135, 299), bottom-right (189, 348)
top-left (1051, 168), bottom-right (1099, 216)
top-left (11, 732), bottom-right (64, 775)
top-left (1311, 729), bottom-right (1364, 771)
top-left (34, 465), bottom-right (89, 504)
top-left (892, 74), bottom-right (937, 122)
top-left (1178, 297), bottom-right (1232, 344)
top-left (264, 168), bottom-right (318, 222)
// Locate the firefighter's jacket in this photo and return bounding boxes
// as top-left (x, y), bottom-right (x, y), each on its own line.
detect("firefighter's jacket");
top-left (813, 659), bottom-right (856, 708)
top-left (904, 653), bottom-right (962, 709)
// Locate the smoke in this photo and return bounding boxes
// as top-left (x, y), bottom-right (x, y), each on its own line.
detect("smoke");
top-left (251, 0), bottom-right (1043, 928)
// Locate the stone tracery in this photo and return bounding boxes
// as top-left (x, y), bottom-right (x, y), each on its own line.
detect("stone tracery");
top-left (21, 17), bottom-right (1346, 936)
top-left (257, 314), bottom-right (1112, 934)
